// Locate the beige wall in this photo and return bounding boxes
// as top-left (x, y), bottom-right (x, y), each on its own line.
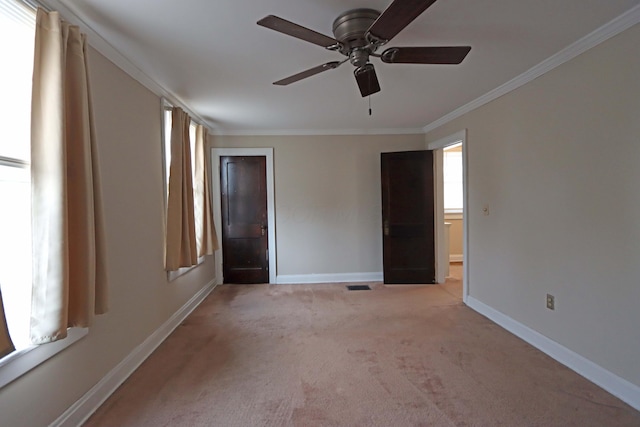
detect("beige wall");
top-left (211, 134), bottom-right (425, 278)
top-left (426, 24), bottom-right (640, 386)
top-left (3, 14), bottom-right (638, 427)
top-left (0, 48), bottom-right (216, 426)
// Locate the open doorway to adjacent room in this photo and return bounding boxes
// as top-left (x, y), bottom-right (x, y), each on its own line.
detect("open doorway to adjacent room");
top-left (428, 130), bottom-right (468, 302)
top-left (441, 142), bottom-right (464, 298)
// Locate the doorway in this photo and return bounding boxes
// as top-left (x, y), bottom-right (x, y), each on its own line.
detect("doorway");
top-left (427, 130), bottom-right (468, 302)
top-left (211, 148), bottom-right (277, 284)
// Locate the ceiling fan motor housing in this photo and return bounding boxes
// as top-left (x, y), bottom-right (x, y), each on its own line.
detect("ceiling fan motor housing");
top-left (332, 8), bottom-right (380, 56)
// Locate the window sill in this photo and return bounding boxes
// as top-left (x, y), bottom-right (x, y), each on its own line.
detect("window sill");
top-left (167, 256), bottom-right (206, 282)
top-left (0, 327), bottom-right (88, 389)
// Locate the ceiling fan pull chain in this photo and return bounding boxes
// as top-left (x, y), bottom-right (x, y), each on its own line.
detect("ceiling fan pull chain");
top-left (368, 66), bottom-right (373, 116)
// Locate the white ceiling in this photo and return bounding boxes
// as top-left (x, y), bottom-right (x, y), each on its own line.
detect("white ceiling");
top-left (46, 0), bottom-right (640, 134)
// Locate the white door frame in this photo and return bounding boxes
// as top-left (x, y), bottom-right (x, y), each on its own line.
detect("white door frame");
top-left (210, 148), bottom-right (277, 284)
top-left (427, 130), bottom-right (469, 302)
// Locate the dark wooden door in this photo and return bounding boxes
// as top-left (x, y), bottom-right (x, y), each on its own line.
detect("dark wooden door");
top-left (220, 156), bottom-right (269, 284)
top-left (381, 151), bottom-right (435, 284)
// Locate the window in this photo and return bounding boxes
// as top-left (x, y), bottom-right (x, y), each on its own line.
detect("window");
top-left (0, 0), bottom-right (89, 388)
top-left (0, 0), bottom-right (35, 354)
top-left (162, 106), bottom-right (198, 203)
top-left (443, 143), bottom-right (463, 213)
top-left (162, 103), bottom-right (205, 277)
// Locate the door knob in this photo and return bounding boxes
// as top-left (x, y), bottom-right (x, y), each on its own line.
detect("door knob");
top-left (260, 225), bottom-right (267, 236)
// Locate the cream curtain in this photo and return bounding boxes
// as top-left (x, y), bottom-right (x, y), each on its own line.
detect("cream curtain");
top-left (30, 9), bottom-right (108, 344)
top-left (0, 288), bottom-right (15, 358)
top-left (165, 107), bottom-right (197, 270)
top-left (194, 125), bottom-right (219, 256)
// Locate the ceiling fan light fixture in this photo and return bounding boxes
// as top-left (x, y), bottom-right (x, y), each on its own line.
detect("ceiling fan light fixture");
top-left (354, 63), bottom-right (380, 97)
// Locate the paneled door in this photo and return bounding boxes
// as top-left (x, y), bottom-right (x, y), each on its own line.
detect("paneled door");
top-left (220, 156), bottom-right (269, 284)
top-left (381, 151), bottom-right (435, 284)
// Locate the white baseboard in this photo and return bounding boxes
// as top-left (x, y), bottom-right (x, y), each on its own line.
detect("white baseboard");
top-left (467, 296), bottom-right (640, 411)
top-left (449, 254), bottom-right (463, 262)
top-left (52, 279), bottom-right (218, 427)
top-left (276, 272), bottom-right (383, 284)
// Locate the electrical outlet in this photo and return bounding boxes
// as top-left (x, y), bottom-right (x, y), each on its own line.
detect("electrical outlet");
top-left (546, 294), bottom-right (555, 310)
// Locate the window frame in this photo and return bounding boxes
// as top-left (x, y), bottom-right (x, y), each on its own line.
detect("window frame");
top-left (160, 99), bottom-right (205, 281)
top-left (0, 328), bottom-right (87, 388)
top-left (0, 0), bottom-right (89, 389)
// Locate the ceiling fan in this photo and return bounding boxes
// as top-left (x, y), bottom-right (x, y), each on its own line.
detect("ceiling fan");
top-left (257, 0), bottom-right (471, 97)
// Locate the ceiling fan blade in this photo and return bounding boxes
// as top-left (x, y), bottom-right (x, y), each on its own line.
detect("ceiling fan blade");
top-left (273, 61), bottom-right (342, 86)
top-left (354, 64), bottom-right (381, 97)
top-left (381, 46), bottom-right (471, 64)
top-left (367, 0), bottom-right (438, 43)
top-left (258, 15), bottom-right (339, 48)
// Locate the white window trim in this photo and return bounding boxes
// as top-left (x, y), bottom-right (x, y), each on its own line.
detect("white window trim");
top-left (0, 0), bottom-right (90, 390)
top-left (0, 156), bottom-right (29, 168)
top-left (167, 256), bottom-right (206, 282)
top-left (160, 99), bottom-right (207, 281)
top-left (0, 327), bottom-right (87, 388)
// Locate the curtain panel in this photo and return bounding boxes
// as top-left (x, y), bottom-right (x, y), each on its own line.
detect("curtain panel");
top-left (30, 8), bottom-right (108, 344)
top-left (165, 107), bottom-right (197, 270)
top-left (194, 125), bottom-right (219, 256)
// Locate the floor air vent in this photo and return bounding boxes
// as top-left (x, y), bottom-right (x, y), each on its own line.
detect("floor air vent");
top-left (346, 285), bottom-right (371, 291)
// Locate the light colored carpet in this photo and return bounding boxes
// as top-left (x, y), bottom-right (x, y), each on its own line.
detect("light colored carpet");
top-left (85, 265), bottom-right (640, 426)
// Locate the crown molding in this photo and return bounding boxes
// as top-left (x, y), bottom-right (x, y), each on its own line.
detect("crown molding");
top-left (422, 3), bottom-right (640, 134)
top-left (38, 0), bottom-right (215, 131)
top-left (212, 127), bottom-right (426, 136)
top-left (35, 0), bottom-right (424, 137)
top-left (37, 0), bottom-right (640, 138)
